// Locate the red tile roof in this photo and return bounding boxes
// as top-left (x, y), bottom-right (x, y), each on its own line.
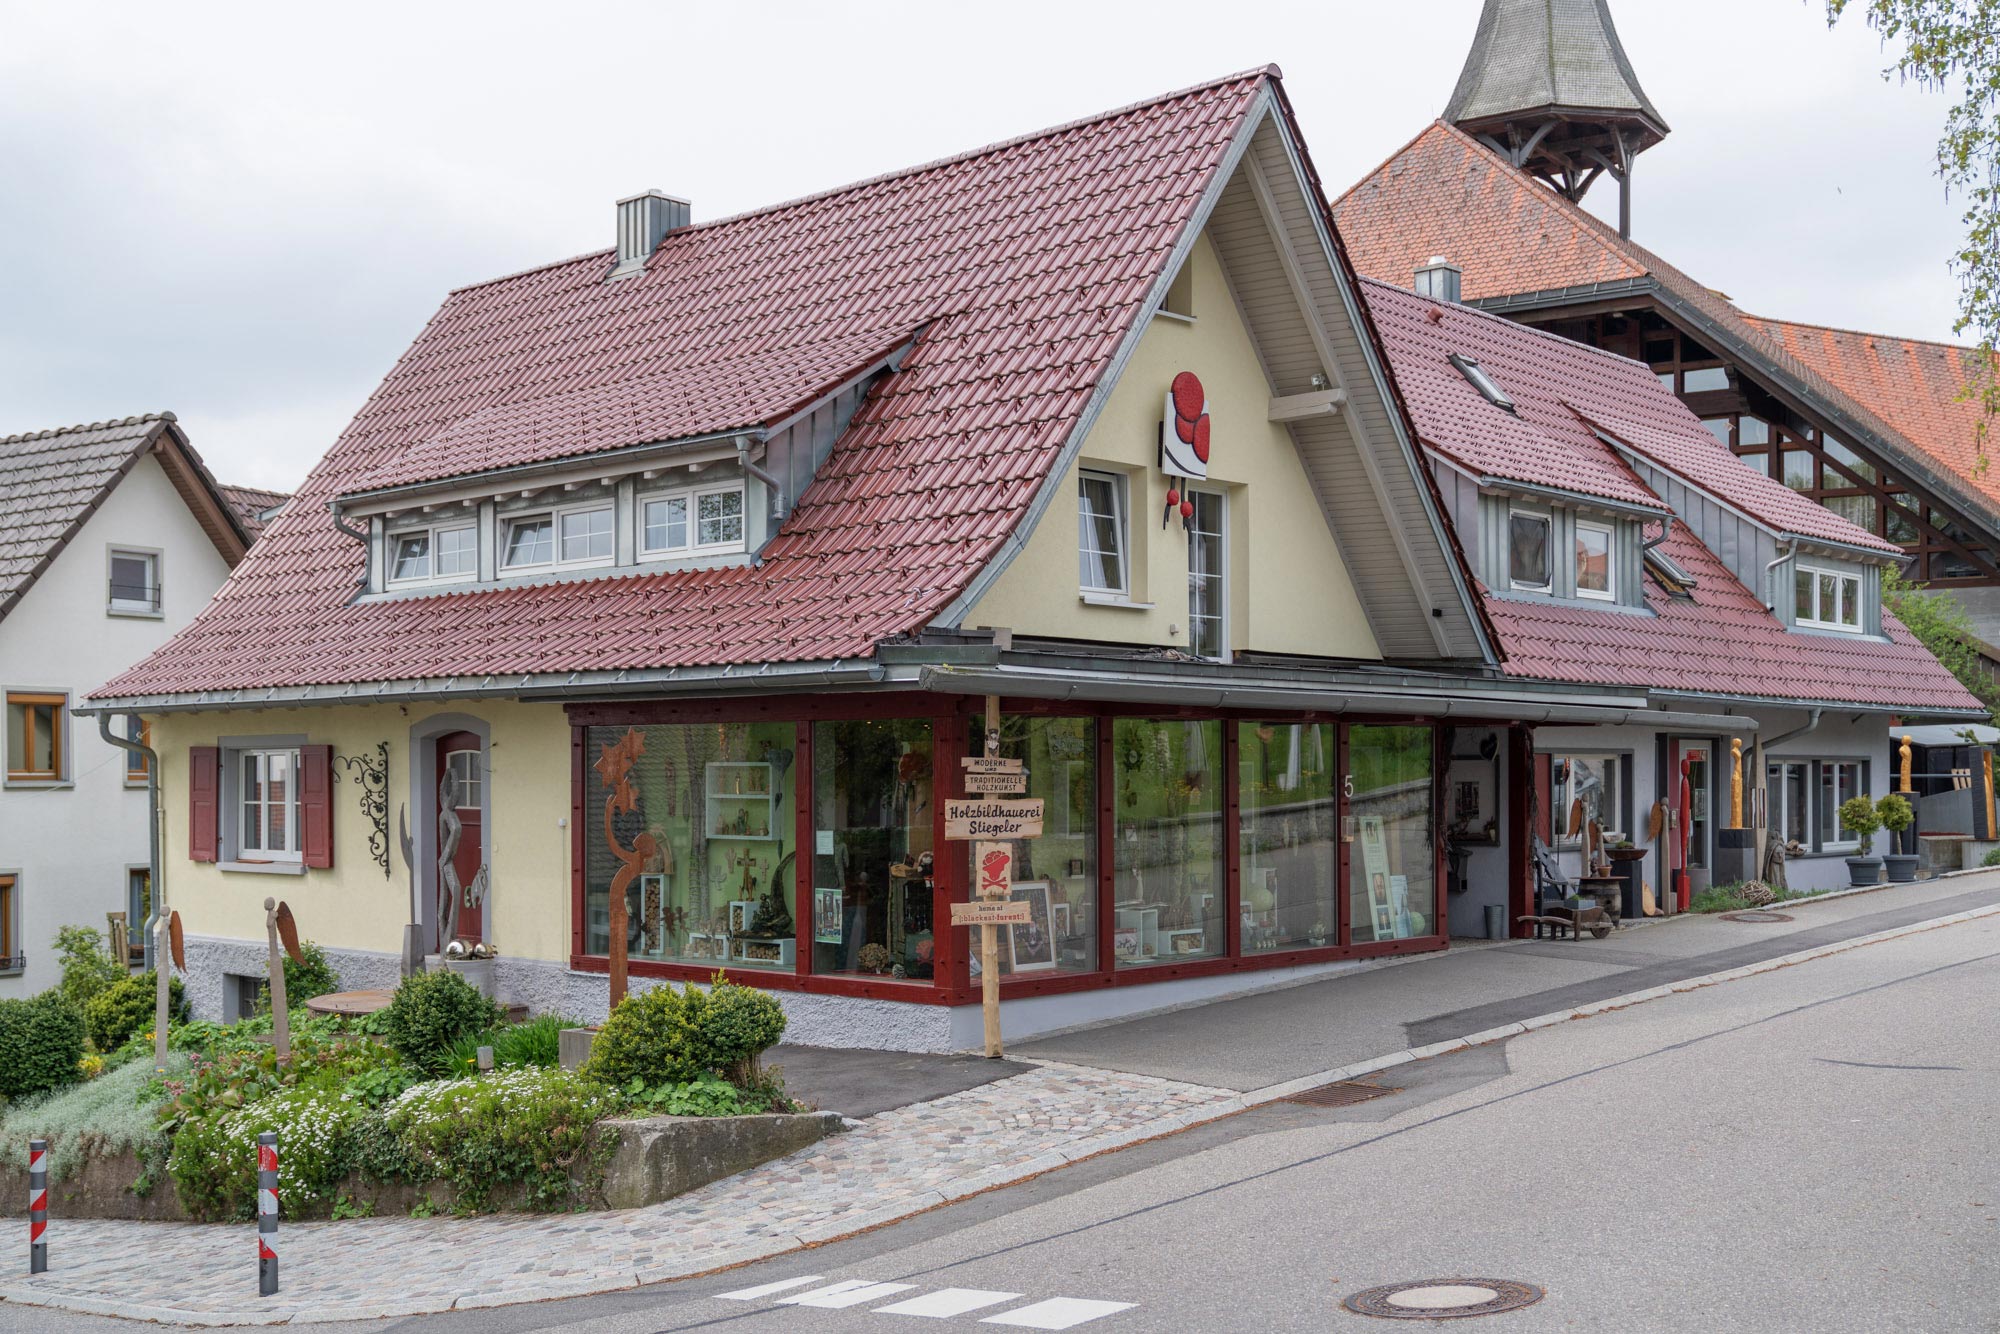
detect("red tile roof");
top-left (1744, 315), bottom-right (2000, 510)
top-left (98, 71), bottom-right (1273, 696)
top-left (1335, 120), bottom-right (2000, 537)
top-left (1362, 279), bottom-right (1981, 713)
top-left (220, 485), bottom-right (290, 538)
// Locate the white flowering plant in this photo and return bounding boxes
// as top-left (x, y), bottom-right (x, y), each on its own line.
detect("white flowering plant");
top-left (385, 1067), bottom-right (619, 1210)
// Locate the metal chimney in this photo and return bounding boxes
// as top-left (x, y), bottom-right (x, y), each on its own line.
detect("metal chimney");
top-left (609, 189), bottom-right (690, 279)
top-left (1414, 256), bottom-right (1462, 304)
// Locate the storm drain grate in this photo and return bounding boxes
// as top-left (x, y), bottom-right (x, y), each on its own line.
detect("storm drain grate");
top-left (1720, 910), bottom-right (1794, 923)
top-left (1343, 1279), bottom-right (1544, 1319)
top-left (1281, 1078), bottom-right (1397, 1108)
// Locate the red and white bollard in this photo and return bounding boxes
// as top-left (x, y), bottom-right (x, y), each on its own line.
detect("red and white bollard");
top-left (257, 1131), bottom-right (278, 1295)
top-left (27, 1137), bottom-right (47, 1274)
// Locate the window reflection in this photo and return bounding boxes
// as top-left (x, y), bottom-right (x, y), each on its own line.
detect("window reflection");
top-left (1112, 719), bottom-right (1224, 966)
top-left (1239, 724), bottom-right (1338, 952)
top-left (1348, 725), bottom-right (1435, 943)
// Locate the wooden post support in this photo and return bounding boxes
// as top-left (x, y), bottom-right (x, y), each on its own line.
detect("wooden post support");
top-left (983, 695), bottom-right (1002, 1059)
top-left (1900, 735), bottom-right (1915, 794)
top-left (1728, 739), bottom-right (1744, 830)
top-left (264, 898), bottom-right (290, 1063)
top-left (155, 917), bottom-right (171, 1074)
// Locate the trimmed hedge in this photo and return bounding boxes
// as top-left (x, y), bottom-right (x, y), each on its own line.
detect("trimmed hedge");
top-left (0, 992), bottom-right (87, 1100)
top-left (383, 969), bottom-right (504, 1076)
top-left (85, 971), bottom-right (189, 1053)
top-left (584, 976), bottom-right (786, 1088)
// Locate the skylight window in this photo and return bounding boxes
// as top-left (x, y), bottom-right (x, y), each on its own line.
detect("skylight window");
top-left (1448, 353), bottom-right (1517, 416)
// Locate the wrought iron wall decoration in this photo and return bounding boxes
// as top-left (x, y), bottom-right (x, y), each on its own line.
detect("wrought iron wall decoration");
top-left (334, 742), bottom-right (391, 878)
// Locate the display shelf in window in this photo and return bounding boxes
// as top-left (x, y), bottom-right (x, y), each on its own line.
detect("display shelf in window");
top-left (728, 937), bottom-right (795, 969)
top-left (705, 762), bottom-right (776, 839)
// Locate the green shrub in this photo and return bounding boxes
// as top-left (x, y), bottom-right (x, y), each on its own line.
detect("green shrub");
top-left (1838, 795), bottom-right (1882, 855)
top-left (0, 992), bottom-right (87, 1100)
top-left (158, 1028), bottom-right (393, 1132)
top-left (583, 982), bottom-right (714, 1088)
top-left (1984, 847), bottom-right (2000, 868)
top-left (385, 1068), bottom-right (619, 1210)
top-left (53, 926), bottom-right (123, 1013)
top-left (382, 970), bottom-right (504, 1076)
top-left (85, 972), bottom-right (188, 1053)
top-left (0, 1052), bottom-right (187, 1184)
top-left (698, 977), bottom-right (786, 1082)
top-left (267, 941), bottom-right (340, 1009)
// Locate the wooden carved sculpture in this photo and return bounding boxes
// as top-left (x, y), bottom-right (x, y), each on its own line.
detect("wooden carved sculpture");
top-left (595, 728), bottom-right (655, 1009)
top-left (265, 897), bottom-right (293, 1062)
top-left (1729, 739), bottom-right (1744, 829)
top-left (1900, 735), bottom-right (1915, 794)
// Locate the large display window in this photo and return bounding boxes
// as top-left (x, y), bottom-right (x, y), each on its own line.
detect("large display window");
top-left (582, 721), bottom-right (799, 970)
top-left (1111, 718), bottom-right (1225, 967)
top-left (966, 715), bottom-right (1098, 978)
top-left (1347, 724), bottom-right (1437, 944)
top-left (1238, 723), bottom-right (1339, 953)
top-left (812, 718), bottom-right (936, 981)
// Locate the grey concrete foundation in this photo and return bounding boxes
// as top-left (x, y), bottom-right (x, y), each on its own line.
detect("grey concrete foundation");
top-left (594, 1112), bottom-right (844, 1209)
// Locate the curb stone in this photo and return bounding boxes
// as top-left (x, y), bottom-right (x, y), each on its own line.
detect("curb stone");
top-left (5, 896), bottom-right (1993, 1327)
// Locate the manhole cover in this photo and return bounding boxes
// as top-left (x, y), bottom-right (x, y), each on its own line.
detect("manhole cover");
top-left (1720, 910), bottom-right (1793, 923)
top-left (1282, 1078), bottom-right (1397, 1108)
top-left (1344, 1279), bottom-right (1544, 1319)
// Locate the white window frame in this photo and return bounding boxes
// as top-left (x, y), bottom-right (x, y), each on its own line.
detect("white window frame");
top-left (501, 499), bottom-right (615, 574)
top-left (1818, 760), bottom-right (1866, 851)
top-left (1078, 470), bottom-right (1131, 598)
top-left (1186, 487), bottom-right (1227, 661)
top-left (106, 547), bottom-right (162, 616)
top-left (1507, 507), bottom-right (1553, 594)
top-left (1795, 563), bottom-right (1863, 632)
top-left (236, 747), bottom-right (302, 864)
top-left (637, 482), bottom-right (748, 561)
top-left (1574, 520), bottom-right (1616, 602)
top-left (386, 521), bottom-right (479, 587)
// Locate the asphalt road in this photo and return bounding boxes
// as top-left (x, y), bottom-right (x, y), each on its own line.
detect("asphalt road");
top-left (7, 905), bottom-right (1998, 1333)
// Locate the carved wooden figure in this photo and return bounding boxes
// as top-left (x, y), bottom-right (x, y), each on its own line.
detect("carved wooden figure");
top-left (595, 728), bottom-right (654, 1009)
top-left (1729, 738), bottom-right (1744, 829)
top-left (1900, 735), bottom-right (1914, 794)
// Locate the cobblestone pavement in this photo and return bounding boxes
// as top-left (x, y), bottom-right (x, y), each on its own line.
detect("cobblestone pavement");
top-left (0, 1063), bottom-right (1238, 1326)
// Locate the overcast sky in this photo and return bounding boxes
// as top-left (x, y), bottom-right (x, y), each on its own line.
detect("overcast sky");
top-left (0, 0), bottom-right (1969, 490)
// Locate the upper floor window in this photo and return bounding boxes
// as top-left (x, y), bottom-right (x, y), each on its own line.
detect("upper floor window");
top-left (1508, 510), bottom-right (1551, 593)
top-left (239, 748), bottom-right (301, 862)
top-left (107, 549), bottom-right (160, 615)
top-left (503, 502), bottom-right (614, 573)
top-left (1574, 522), bottom-right (1615, 601)
top-left (1795, 564), bottom-right (1862, 632)
top-left (389, 523), bottom-right (477, 586)
top-left (640, 483), bottom-right (747, 560)
top-left (124, 716), bottom-right (151, 784)
top-left (1079, 470), bottom-right (1129, 596)
top-left (6, 692), bottom-right (67, 783)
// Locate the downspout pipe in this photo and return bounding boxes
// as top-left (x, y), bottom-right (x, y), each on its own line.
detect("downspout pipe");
top-left (1642, 514), bottom-right (1673, 552)
top-left (736, 439), bottom-right (788, 522)
top-left (328, 503), bottom-right (372, 593)
top-left (97, 713), bottom-right (161, 972)
top-left (1762, 540), bottom-right (1797, 614)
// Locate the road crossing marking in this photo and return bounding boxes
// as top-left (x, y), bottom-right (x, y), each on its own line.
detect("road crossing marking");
top-left (779, 1279), bottom-right (919, 1308)
top-left (873, 1288), bottom-right (1025, 1318)
top-left (980, 1297), bottom-right (1139, 1329)
top-left (719, 1275), bottom-right (826, 1301)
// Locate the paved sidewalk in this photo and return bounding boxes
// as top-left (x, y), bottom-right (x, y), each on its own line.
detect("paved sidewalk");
top-left (4, 872), bottom-right (1991, 1326)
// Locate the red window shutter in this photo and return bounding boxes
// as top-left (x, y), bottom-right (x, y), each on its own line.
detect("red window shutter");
top-left (1533, 753), bottom-right (1553, 845)
top-left (188, 747), bottom-right (220, 863)
top-left (301, 744), bottom-right (334, 869)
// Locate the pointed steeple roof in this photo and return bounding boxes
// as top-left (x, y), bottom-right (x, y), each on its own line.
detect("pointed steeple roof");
top-left (1445, 0), bottom-right (1667, 211)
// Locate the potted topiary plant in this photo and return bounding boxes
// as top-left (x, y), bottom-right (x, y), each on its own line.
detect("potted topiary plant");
top-left (1877, 793), bottom-right (1918, 882)
top-left (1838, 794), bottom-right (1884, 888)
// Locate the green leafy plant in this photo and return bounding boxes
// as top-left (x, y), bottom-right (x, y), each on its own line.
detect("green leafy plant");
top-left (0, 1052), bottom-right (187, 1184)
top-left (1984, 846), bottom-right (2000, 868)
top-left (697, 977), bottom-right (786, 1084)
top-left (583, 982), bottom-right (714, 1088)
top-left (1877, 793), bottom-right (1916, 856)
top-left (268, 940), bottom-right (340, 1009)
top-left (0, 991), bottom-right (87, 1100)
top-left (84, 971), bottom-right (188, 1053)
top-left (384, 1068), bottom-right (620, 1211)
top-left (382, 970), bottom-right (504, 1076)
top-left (621, 1074), bottom-right (788, 1117)
top-left (442, 1013), bottom-right (579, 1076)
top-left (168, 1084), bottom-right (361, 1220)
top-left (341, 1064), bottom-right (421, 1109)
top-left (1839, 795), bottom-right (1883, 856)
top-left (329, 1193), bottom-right (375, 1220)
top-left (52, 926), bottom-right (124, 1013)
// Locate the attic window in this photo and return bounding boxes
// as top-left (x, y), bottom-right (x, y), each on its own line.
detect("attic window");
top-left (1644, 547), bottom-right (1697, 600)
top-left (1448, 354), bottom-right (1516, 415)
top-left (1159, 262), bottom-right (1195, 321)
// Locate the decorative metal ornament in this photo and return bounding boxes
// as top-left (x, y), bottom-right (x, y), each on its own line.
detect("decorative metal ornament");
top-left (443, 939), bottom-right (469, 960)
top-left (334, 742), bottom-right (391, 878)
top-left (274, 900), bottom-right (305, 967)
top-left (168, 909), bottom-right (185, 973)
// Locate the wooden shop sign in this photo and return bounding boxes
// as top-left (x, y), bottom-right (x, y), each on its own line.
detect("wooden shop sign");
top-left (951, 900), bottom-right (1034, 926)
top-left (961, 755), bottom-right (1025, 775)
top-left (944, 798), bottom-right (1045, 840)
top-left (964, 771), bottom-right (1027, 795)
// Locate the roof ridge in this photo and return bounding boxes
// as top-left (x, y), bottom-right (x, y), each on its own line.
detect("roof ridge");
top-left (1357, 273), bottom-right (1651, 372)
top-left (1330, 118), bottom-right (1452, 211)
top-left (1745, 311), bottom-right (1984, 356)
top-left (446, 65), bottom-right (1282, 297)
top-left (0, 411), bottom-right (175, 447)
top-left (1427, 119), bottom-right (1644, 278)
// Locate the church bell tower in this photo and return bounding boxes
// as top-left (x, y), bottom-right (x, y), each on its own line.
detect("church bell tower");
top-left (1444, 0), bottom-right (1668, 238)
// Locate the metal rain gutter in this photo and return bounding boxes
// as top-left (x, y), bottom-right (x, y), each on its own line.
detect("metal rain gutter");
top-left (97, 713), bottom-right (161, 970)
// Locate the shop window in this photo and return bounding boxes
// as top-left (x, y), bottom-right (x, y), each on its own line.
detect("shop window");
top-left (6, 692), bottom-right (66, 783)
top-left (1818, 761), bottom-right (1865, 848)
top-left (1766, 762), bottom-right (1809, 847)
top-left (1238, 723), bottom-right (1338, 953)
top-left (1347, 725), bottom-right (1435, 944)
top-left (1078, 471), bottom-right (1129, 595)
top-left (581, 722), bottom-right (800, 970)
top-left (969, 716), bottom-right (1097, 977)
top-left (1111, 719), bottom-right (1224, 966)
top-left (1548, 753), bottom-right (1629, 848)
top-left (1508, 510), bottom-right (1551, 592)
top-left (1574, 521), bottom-right (1615, 601)
top-left (812, 718), bottom-right (935, 981)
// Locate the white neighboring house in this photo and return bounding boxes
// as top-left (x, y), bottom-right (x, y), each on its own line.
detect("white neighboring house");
top-left (0, 413), bottom-right (284, 995)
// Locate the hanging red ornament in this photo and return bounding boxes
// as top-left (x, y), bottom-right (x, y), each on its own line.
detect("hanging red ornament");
top-left (1179, 499), bottom-right (1194, 520)
top-left (1165, 487), bottom-right (1180, 508)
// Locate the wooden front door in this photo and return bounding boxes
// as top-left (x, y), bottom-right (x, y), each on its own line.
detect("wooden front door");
top-left (436, 732), bottom-right (485, 945)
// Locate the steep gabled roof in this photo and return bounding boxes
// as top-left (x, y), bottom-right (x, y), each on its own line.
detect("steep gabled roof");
top-left (221, 485), bottom-right (291, 538)
top-left (1362, 279), bottom-right (1980, 714)
top-left (98, 71), bottom-right (1280, 698)
top-left (1334, 120), bottom-right (2000, 538)
top-left (0, 413), bottom-right (253, 624)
